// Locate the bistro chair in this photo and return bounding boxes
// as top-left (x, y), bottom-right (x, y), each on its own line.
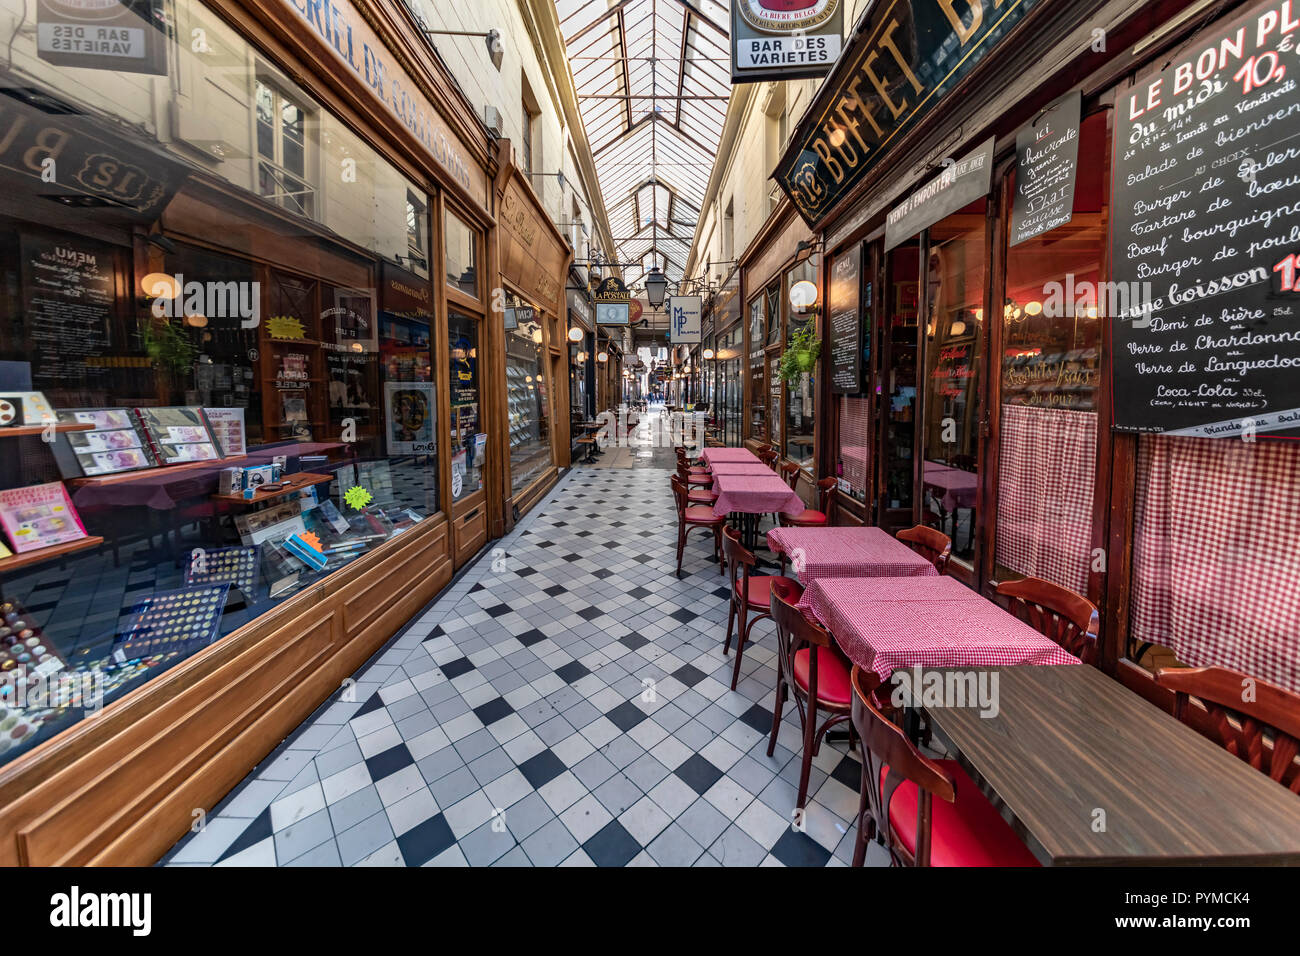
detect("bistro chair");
top-left (1154, 665), bottom-right (1300, 793)
top-left (675, 462), bottom-right (714, 493)
top-left (849, 665), bottom-right (1041, 867)
top-left (896, 525), bottom-right (953, 574)
top-left (778, 477), bottom-right (838, 528)
top-left (995, 577), bottom-right (1100, 665)
top-left (779, 461), bottom-right (801, 489)
top-left (677, 462), bottom-right (719, 507)
top-left (767, 576), bottom-right (851, 810)
top-left (675, 446), bottom-right (709, 473)
top-left (757, 446), bottom-right (779, 467)
top-left (669, 474), bottom-right (725, 577)
top-left (722, 527), bottom-right (803, 692)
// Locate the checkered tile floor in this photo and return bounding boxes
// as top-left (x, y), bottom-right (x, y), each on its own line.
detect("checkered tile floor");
top-left (162, 463), bottom-right (888, 867)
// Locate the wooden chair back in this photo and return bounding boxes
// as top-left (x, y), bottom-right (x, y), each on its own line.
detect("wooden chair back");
top-left (758, 446), bottom-right (779, 466)
top-left (995, 576), bottom-right (1100, 665)
top-left (722, 526), bottom-right (755, 601)
top-left (815, 477), bottom-right (839, 523)
top-left (849, 665), bottom-right (956, 866)
top-left (769, 577), bottom-right (832, 675)
top-left (1155, 665), bottom-right (1300, 793)
top-left (668, 474), bottom-right (690, 518)
top-left (896, 525), bottom-right (952, 574)
top-left (780, 461), bottom-right (801, 489)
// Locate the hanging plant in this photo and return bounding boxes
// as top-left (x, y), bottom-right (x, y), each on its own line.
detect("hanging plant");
top-left (779, 320), bottom-right (819, 387)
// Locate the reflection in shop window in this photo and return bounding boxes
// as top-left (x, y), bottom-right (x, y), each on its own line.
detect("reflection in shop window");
top-left (445, 210), bottom-right (479, 298)
top-left (785, 262), bottom-right (816, 470)
top-left (504, 293), bottom-right (552, 496)
top-left (256, 80), bottom-right (314, 217)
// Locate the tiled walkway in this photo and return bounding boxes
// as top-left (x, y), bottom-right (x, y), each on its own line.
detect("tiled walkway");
top-left (162, 455), bottom-right (886, 867)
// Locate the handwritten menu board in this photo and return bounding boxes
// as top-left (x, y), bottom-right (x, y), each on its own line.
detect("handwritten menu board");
top-left (829, 246), bottom-right (862, 393)
top-left (20, 235), bottom-right (114, 390)
top-left (1010, 91), bottom-right (1081, 246)
top-left (1110, 0), bottom-right (1300, 438)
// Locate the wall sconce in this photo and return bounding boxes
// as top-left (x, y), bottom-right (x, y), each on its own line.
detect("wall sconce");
top-left (702, 348), bottom-right (715, 360)
top-left (597, 351), bottom-right (608, 363)
top-left (568, 326), bottom-right (584, 342)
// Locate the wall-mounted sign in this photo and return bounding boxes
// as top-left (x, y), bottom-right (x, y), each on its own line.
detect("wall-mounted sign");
top-left (828, 245), bottom-right (862, 394)
top-left (1009, 91), bottom-right (1081, 246)
top-left (1110, 0), bottom-right (1300, 439)
top-left (884, 137), bottom-right (994, 251)
top-left (731, 0), bottom-right (844, 84)
top-left (775, 0), bottom-right (1040, 226)
top-left (594, 276), bottom-right (630, 325)
top-left (669, 296), bottom-right (702, 344)
top-left (37, 0), bottom-right (168, 75)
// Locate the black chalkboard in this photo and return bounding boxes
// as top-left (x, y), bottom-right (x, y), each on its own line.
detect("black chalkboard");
top-left (828, 246), bottom-right (862, 393)
top-left (1110, 0), bottom-right (1300, 439)
top-left (1010, 91), bottom-right (1081, 247)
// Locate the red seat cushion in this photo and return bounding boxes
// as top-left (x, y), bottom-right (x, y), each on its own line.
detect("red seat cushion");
top-left (793, 645), bottom-right (852, 706)
top-left (884, 760), bottom-right (1040, 867)
top-left (684, 505), bottom-right (721, 523)
top-left (785, 509), bottom-right (828, 526)
top-left (741, 574), bottom-right (802, 611)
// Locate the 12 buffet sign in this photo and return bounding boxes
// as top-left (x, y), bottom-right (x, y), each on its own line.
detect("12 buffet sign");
top-left (1110, 0), bottom-right (1300, 439)
top-left (279, 0), bottom-right (486, 206)
top-left (776, 0), bottom-right (1040, 226)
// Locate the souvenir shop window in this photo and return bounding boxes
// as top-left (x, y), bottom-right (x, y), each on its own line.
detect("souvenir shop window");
top-left (0, 0), bottom-right (443, 769)
top-left (919, 200), bottom-right (987, 569)
top-left (504, 295), bottom-right (552, 496)
top-left (784, 263), bottom-right (817, 470)
top-left (448, 311), bottom-right (484, 501)
top-left (994, 110), bottom-right (1108, 593)
top-left (445, 211), bottom-right (480, 299)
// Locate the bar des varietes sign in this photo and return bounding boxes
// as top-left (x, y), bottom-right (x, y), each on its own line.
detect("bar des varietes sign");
top-left (731, 0), bottom-right (845, 84)
top-left (775, 0), bottom-right (1040, 226)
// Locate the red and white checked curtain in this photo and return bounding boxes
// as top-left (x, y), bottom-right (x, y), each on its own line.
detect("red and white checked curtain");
top-left (996, 405), bottom-right (1097, 595)
top-left (1131, 435), bottom-right (1300, 692)
top-left (838, 396), bottom-right (870, 499)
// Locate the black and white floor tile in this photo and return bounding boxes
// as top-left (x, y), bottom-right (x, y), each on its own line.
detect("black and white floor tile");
top-left (162, 455), bottom-right (888, 867)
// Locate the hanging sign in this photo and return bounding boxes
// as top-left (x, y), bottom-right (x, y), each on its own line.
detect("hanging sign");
top-left (1110, 0), bottom-right (1300, 439)
top-left (594, 277), bottom-right (630, 325)
top-left (669, 296), bottom-right (702, 344)
top-left (884, 137), bottom-right (995, 251)
top-left (775, 0), bottom-right (1040, 227)
top-left (1010, 91), bottom-right (1082, 246)
top-left (37, 0), bottom-right (168, 75)
top-left (730, 0), bottom-right (844, 84)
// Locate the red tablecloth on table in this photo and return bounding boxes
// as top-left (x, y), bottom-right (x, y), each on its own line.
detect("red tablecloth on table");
top-left (922, 462), bottom-right (978, 511)
top-left (712, 473), bottom-right (805, 517)
top-left (701, 447), bottom-right (760, 465)
top-left (708, 462), bottom-right (778, 476)
top-left (803, 576), bottom-right (1080, 681)
top-left (767, 527), bottom-right (937, 595)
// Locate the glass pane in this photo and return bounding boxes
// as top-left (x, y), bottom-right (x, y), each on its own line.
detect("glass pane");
top-left (883, 243), bottom-right (920, 515)
top-left (785, 263), bottom-right (817, 468)
top-left (505, 298), bottom-right (552, 496)
top-left (995, 111), bottom-right (1108, 591)
top-left (747, 298), bottom-right (766, 442)
top-left (920, 200), bottom-right (987, 568)
top-left (448, 312), bottom-right (483, 500)
top-left (445, 211), bottom-right (479, 298)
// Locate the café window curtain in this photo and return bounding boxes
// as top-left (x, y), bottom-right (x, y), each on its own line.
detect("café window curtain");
top-left (995, 405), bottom-right (1097, 595)
top-left (1131, 435), bottom-right (1300, 692)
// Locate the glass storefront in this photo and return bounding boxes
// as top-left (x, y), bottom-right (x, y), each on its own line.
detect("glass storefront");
top-left (784, 261), bottom-right (817, 470)
top-left (0, 0), bottom-right (443, 767)
top-left (504, 294), bottom-right (552, 496)
top-left (448, 312), bottom-right (483, 501)
top-left (747, 297), bottom-right (766, 441)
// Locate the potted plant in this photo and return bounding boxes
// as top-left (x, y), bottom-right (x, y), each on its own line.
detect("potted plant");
top-left (779, 320), bottom-right (820, 386)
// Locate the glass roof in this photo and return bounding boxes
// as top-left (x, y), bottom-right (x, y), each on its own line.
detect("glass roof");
top-left (556, 0), bottom-right (730, 289)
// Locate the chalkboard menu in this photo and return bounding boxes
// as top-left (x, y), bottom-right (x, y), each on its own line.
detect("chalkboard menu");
top-left (829, 246), bottom-right (862, 394)
top-left (1010, 91), bottom-right (1081, 246)
top-left (20, 234), bottom-right (115, 390)
top-left (1111, 0), bottom-right (1300, 439)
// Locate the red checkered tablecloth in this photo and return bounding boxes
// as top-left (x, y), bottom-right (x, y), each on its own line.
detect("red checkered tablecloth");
top-left (922, 463), bottom-right (978, 511)
top-left (803, 576), bottom-right (1080, 681)
top-left (1131, 434), bottom-right (1300, 692)
top-left (995, 405), bottom-right (1097, 594)
top-left (701, 447), bottom-right (761, 465)
top-left (712, 473), bottom-right (805, 517)
top-left (766, 527), bottom-right (937, 603)
top-left (708, 462), bottom-right (778, 475)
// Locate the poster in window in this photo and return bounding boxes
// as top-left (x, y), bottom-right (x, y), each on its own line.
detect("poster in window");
top-left (329, 288), bottom-right (378, 353)
top-left (383, 382), bottom-right (435, 455)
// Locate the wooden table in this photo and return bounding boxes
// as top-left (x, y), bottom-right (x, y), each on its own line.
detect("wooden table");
top-left (924, 664), bottom-right (1300, 865)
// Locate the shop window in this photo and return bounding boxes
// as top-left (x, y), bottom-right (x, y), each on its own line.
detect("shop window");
top-left (994, 110), bottom-right (1108, 591)
top-left (445, 210), bottom-right (479, 299)
top-left (784, 262), bottom-right (817, 470)
top-left (1130, 437), bottom-right (1300, 692)
top-left (255, 80), bottom-right (314, 217)
top-left (765, 284), bottom-right (782, 347)
top-left (404, 191), bottom-right (430, 276)
top-left (504, 294), bottom-right (552, 496)
top-left (747, 297), bottom-right (766, 441)
top-left (837, 396), bottom-right (870, 503)
top-left (881, 242), bottom-right (920, 520)
top-left (919, 199), bottom-right (987, 568)
top-left (448, 312), bottom-right (483, 501)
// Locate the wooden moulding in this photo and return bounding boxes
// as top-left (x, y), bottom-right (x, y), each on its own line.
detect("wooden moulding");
top-left (0, 515), bottom-right (453, 866)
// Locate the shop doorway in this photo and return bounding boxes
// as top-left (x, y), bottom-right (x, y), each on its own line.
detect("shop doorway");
top-left (876, 240), bottom-right (920, 535)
